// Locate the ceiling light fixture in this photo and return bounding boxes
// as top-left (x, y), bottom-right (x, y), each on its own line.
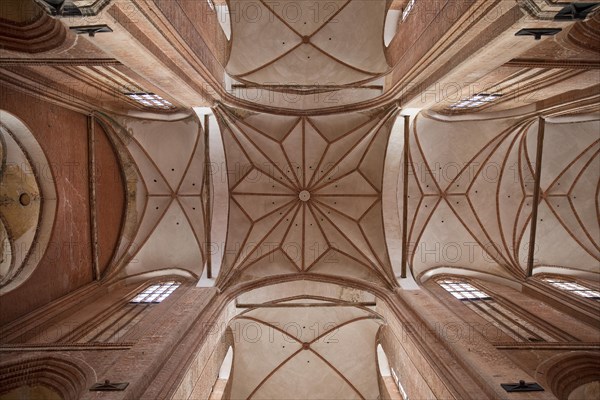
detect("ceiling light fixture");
top-left (515, 28), bottom-right (562, 40)
top-left (89, 380), bottom-right (129, 391)
top-left (69, 24), bottom-right (113, 37)
top-left (501, 380), bottom-right (544, 393)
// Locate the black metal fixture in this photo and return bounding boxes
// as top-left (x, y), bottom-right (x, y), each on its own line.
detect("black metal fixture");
top-left (555, 3), bottom-right (600, 20)
top-left (515, 28), bottom-right (562, 40)
top-left (37, 0), bottom-right (65, 14)
top-left (89, 379), bottom-right (129, 391)
top-left (501, 380), bottom-right (544, 393)
top-left (69, 25), bottom-right (113, 37)
top-left (36, 0), bottom-right (83, 16)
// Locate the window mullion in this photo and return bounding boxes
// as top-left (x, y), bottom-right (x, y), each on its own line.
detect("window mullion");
top-left (481, 300), bottom-right (544, 341)
top-left (87, 304), bottom-right (137, 343)
top-left (105, 304), bottom-right (152, 343)
top-left (464, 299), bottom-right (528, 342)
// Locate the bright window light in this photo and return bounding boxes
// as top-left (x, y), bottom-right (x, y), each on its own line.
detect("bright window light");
top-left (438, 278), bottom-right (557, 342)
top-left (450, 93), bottom-right (502, 110)
top-left (130, 281), bottom-right (180, 304)
top-left (542, 277), bottom-right (600, 300)
top-left (402, 0), bottom-right (416, 21)
top-left (391, 368), bottom-right (410, 400)
top-left (438, 279), bottom-right (491, 300)
top-left (125, 92), bottom-right (174, 110)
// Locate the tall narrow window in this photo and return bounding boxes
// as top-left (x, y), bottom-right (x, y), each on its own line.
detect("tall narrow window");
top-left (402, 0), bottom-right (417, 21)
top-left (541, 277), bottom-right (600, 301)
top-left (377, 344), bottom-right (410, 400)
top-left (58, 281), bottom-right (181, 343)
top-left (438, 279), bottom-right (557, 342)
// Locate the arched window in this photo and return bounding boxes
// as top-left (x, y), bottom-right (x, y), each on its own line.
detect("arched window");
top-left (209, 346), bottom-right (233, 400)
top-left (377, 344), bottom-right (409, 400)
top-left (402, 0), bottom-right (417, 21)
top-left (207, 0), bottom-right (231, 40)
top-left (541, 277), bottom-right (600, 301)
top-left (437, 278), bottom-right (558, 342)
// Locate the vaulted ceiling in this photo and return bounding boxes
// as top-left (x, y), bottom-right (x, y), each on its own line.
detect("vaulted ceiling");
top-left (98, 114), bottom-right (208, 282)
top-left (214, 105), bottom-right (399, 288)
top-left (0, 0), bottom-right (598, 301)
top-left (0, 1), bottom-right (599, 398)
top-left (403, 113), bottom-right (600, 280)
top-left (226, 0), bottom-right (390, 87)
top-left (230, 299), bottom-right (383, 399)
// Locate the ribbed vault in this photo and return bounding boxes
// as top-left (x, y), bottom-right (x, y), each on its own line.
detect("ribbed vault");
top-left (229, 298), bottom-right (383, 400)
top-left (226, 0), bottom-right (390, 86)
top-left (214, 105), bottom-right (399, 289)
top-left (404, 112), bottom-right (600, 280)
top-left (101, 114), bottom-right (208, 280)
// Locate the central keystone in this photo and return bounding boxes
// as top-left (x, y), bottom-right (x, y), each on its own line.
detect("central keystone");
top-left (299, 190), bottom-right (311, 202)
